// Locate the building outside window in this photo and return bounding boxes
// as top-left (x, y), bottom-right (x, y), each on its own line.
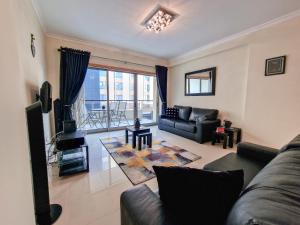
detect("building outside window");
top-left (116, 95), bottom-right (123, 100)
top-left (115, 72), bottom-right (123, 79)
top-left (116, 83), bottom-right (123, 90)
top-left (100, 94), bottom-right (107, 100)
top-left (100, 81), bottom-right (105, 89)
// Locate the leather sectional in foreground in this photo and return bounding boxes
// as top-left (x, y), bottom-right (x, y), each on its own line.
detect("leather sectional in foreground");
top-left (120, 135), bottom-right (300, 225)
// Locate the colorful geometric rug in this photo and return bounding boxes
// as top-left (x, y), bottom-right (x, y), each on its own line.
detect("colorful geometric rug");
top-left (100, 136), bottom-right (201, 185)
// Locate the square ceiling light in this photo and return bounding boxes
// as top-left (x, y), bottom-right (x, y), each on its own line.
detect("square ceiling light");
top-left (142, 5), bottom-right (178, 33)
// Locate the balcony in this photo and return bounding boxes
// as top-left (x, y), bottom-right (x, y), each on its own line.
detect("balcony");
top-left (73, 99), bottom-right (157, 130)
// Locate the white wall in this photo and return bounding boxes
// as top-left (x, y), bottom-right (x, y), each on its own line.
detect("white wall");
top-left (169, 16), bottom-right (300, 148)
top-left (0, 0), bottom-right (47, 224)
top-left (45, 35), bottom-right (167, 133)
top-left (169, 46), bottom-right (249, 128)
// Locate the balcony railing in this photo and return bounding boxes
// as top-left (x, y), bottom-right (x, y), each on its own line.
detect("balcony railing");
top-left (73, 99), bottom-right (157, 130)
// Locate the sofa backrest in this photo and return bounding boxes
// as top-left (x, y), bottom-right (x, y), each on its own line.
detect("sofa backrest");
top-left (189, 107), bottom-right (218, 121)
top-left (174, 105), bottom-right (192, 121)
top-left (226, 144), bottom-right (300, 225)
top-left (173, 105), bottom-right (219, 121)
top-left (279, 134), bottom-right (300, 153)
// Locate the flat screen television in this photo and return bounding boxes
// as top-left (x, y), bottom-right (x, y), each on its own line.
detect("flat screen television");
top-left (26, 101), bottom-right (61, 224)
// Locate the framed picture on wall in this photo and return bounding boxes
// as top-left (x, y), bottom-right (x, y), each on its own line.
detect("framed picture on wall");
top-left (265, 56), bottom-right (286, 76)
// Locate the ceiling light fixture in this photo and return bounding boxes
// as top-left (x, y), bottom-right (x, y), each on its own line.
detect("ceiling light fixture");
top-left (142, 5), bottom-right (178, 33)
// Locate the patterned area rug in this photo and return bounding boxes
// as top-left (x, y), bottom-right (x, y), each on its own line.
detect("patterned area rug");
top-left (100, 136), bottom-right (201, 185)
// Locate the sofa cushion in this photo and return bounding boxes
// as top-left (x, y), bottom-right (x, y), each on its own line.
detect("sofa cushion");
top-left (160, 118), bottom-right (176, 127)
top-left (174, 121), bottom-right (196, 133)
top-left (153, 166), bottom-right (244, 225)
top-left (189, 108), bottom-right (218, 121)
top-left (174, 105), bottom-right (192, 121)
top-left (226, 147), bottom-right (300, 225)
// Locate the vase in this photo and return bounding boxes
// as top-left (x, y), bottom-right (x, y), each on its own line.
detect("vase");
top-left (224, 120), bottom-right (232, 128)
top-left (134, 118), bottom-right (141, 129)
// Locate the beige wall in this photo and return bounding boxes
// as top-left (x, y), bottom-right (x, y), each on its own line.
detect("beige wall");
top-left (45, 35), bottom-right (167, 133)
top-left (0, 0), bottom-right (47, 224)
top-left (169, 16), bottom-right (300, 148)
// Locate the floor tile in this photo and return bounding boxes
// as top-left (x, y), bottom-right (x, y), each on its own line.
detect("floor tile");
top-left (49, 126), bottom-right (235, 225)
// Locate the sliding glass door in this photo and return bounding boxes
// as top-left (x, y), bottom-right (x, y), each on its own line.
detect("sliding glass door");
top-left (74, 67), bottom-right (158, 132)
top-left (137, 74), bottom-right (158, 125)
top-left (73, 68), bottom-right (109, 130)
top-left (108, 71), bottom-right (135, 128)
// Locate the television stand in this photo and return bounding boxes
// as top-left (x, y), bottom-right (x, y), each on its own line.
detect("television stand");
top-left (56, 131), bottom-right (89, 176)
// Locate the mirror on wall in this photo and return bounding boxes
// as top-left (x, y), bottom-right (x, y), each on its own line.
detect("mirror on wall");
top-left (185, 67), bottom-right (216, 96)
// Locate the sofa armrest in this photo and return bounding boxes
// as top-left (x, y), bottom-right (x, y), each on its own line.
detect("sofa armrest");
top-left (121, 184), bottom-right (175, 225)
top-left (159, 115), bottom-right (167, 119)
top-left (196, 119), bottom-right (221, 126)
top-left (237, 142), bottom-right (278, 164)
top-left (195, 119), bottom-right (221, 143)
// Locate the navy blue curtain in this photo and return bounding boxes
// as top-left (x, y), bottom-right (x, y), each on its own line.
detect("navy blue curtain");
top-left (59, 47), bottom-right (90, 120)
top-left (155, 65), bottom-right (168, 115)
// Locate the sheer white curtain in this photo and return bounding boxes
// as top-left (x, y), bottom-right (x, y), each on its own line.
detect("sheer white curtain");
top-left (72, 87), bottom-right (86, 128)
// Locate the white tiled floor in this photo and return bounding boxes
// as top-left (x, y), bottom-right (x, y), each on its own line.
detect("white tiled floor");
top-left (49, 126), bottom-right (236, 225)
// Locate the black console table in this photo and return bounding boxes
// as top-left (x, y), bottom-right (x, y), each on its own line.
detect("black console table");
top-left (56, 131), bottom-right (89, 176)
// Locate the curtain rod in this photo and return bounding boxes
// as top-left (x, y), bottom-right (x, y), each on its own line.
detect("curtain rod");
top-left (57, 48), bottom-right (155, 69)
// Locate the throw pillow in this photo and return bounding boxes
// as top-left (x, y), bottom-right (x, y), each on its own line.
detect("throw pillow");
top-left (166, 107), bottom-right (179, 119)
top-left (153, 166), bottom-right (244, 225)
top-left (174, 105), bottom-right (192, 121)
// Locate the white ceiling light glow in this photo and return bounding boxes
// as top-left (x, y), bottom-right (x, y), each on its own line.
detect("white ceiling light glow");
top-left (143, 6), bottom-right (177, 33)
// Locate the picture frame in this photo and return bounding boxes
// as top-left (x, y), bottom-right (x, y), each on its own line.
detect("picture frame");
top-left (185, 67), bottom-right (216, 96)
top-left (265, 56), bottom-right (286, 76)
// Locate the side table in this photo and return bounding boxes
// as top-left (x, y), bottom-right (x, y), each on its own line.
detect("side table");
top-left (212, 131), bottom-right (229, 149)
top-left (225, 127), bottom-right (242, 148)
top-left (125, 126), bottom-right (150, 148)
top-left (211, 127), bottom-right (242, 149)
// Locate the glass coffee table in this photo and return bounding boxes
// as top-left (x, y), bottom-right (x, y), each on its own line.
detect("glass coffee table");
top-left (125, 126), bottom-right (150, 148)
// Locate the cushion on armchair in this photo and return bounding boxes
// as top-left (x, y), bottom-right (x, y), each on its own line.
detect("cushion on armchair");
top-left (153, 166), bottom-right (244, 225)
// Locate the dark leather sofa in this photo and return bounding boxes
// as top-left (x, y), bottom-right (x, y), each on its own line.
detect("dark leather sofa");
top-left (120, 135), bottom-right (300, 225)
top-left (158, 105), bottom-right (220, 143)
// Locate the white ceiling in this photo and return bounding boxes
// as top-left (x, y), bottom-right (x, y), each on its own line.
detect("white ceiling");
top-left (34, 0), bottom-right (300, 59)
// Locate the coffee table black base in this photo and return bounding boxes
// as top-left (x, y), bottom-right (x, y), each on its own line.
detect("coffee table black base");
top-left (125, 126), bottom-right (150, 148)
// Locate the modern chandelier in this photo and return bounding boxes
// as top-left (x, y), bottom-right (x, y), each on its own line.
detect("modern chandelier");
top-left (143, 6), bottom-right (177, 33)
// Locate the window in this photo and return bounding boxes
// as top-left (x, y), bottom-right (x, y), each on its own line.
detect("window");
top-left (116, 95), bottom-right (123, 100)
top-left (79, 68), bottom-right (158, 130)
top-left (116, 83), bottom-right (123, 90)
top-left (99, 81), bottom-right (105, 89)
top-left (115, 72), bottom-right (123, 79)
top-left (100, 94), bottom-right (107, 100)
